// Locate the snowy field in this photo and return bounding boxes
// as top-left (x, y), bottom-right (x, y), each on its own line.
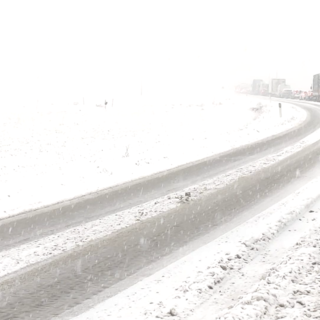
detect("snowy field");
top-left (0, 93), bottom-right (305, 219)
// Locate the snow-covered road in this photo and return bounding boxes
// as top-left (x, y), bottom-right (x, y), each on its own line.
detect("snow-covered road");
top-left (1, 120), bottom-right (320, 280)
top-left (1, 94), bottom-right (319, 320)
top-left (72, 178), bottom-right (320, 320)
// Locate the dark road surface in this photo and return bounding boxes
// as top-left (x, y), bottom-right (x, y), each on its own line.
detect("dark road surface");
top-left (1, 100), bottom-right (320, 319)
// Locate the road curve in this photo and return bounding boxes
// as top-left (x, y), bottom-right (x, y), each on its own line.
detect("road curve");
top-left (1, 100), bottom-right (320, 319)
top-left (0, 101), bottom-right (319, 250)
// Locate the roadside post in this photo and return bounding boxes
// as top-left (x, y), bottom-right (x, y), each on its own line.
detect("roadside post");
top-left (279, 103), bottom-right (282, 118)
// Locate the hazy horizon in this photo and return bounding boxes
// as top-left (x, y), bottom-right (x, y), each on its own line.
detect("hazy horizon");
top-left (1, 0), bottom-right (319, 104)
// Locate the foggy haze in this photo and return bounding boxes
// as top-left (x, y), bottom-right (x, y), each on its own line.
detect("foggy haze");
top-left (0, 0), bottom-right (318, 103)
top-left (2, 2), bottom-right (320, 318)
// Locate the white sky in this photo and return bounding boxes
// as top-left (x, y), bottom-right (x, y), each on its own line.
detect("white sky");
top-left (0, 0), bottom-right (319, 103)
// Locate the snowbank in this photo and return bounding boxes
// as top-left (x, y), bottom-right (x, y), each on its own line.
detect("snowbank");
top-left (0, 94), bottom-right (305, 219)
top-left (213, 211), bottom-right (320, 320)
